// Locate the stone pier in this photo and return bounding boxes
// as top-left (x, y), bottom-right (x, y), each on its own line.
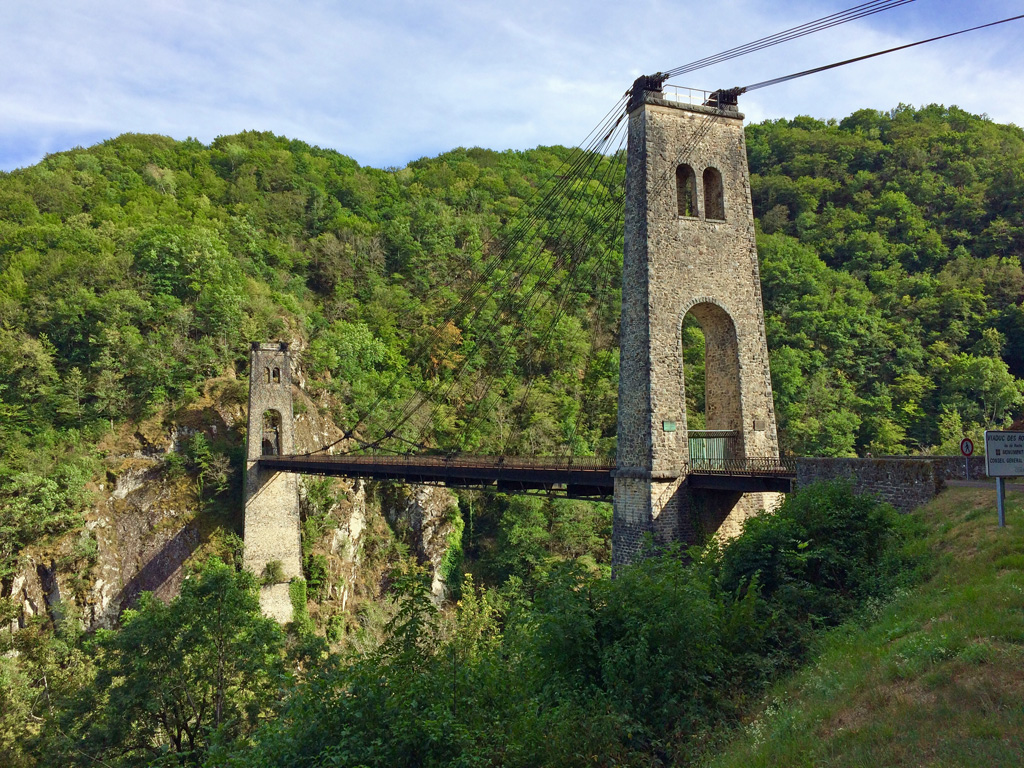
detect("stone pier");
top-left (244, 342), bottom-right (303, 622)
top-left (613, 81), bottom-right (782, 567)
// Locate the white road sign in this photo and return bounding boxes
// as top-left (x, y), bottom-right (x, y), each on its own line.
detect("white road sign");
top-left (984, 431), bottom-right (1024, 477)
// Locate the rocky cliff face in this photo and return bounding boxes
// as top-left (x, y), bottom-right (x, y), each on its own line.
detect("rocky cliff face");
top-left (7, 451), bottom-right (205, 633)
top-left (4, 379), bottom-right (246, 633)
top-left (381, 483), bottom-right (460, 600)
top-left (3, 368), bottom-right (459, 636)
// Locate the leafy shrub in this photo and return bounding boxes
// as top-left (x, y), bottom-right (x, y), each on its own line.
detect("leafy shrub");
top-left (0, 463), bottom-right (90, 580)
top-left (325, 613), bottom-right (346, 644)
top-left (51, 560), bottom-right (285, 766)
top-left (438, 506), bottom-right (464, 600)
top-left (261, 559), bottom-right (285, 585)
top-left (710, 480), bottom-right (916, 658)
top-left (289, 578), bottom-right (314, 636)
top-left (305, 553), bottom-right (329, 598)
top-left (215, 482), bottom-right (917, 767)
top-left (164, 451), bottom-right (187, 479)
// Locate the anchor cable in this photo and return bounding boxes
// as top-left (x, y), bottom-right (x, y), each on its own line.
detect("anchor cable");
top-left (737, 13), bottom-right (1024, 93)
top-left (662, 0), bottom-right (917, 80)
top-left (308, 2), bottom-right (954, 459)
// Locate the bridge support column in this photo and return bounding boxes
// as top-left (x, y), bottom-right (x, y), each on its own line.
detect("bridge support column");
top-left (613, 80), bottom-right (782, 568)
top-left (244, 342), bottom-right (302, 623)
top-left (613, 477), bottom-right (778, 567)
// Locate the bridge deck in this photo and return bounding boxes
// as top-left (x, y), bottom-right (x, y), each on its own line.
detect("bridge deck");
top-left (258, 454), bottom-right (796, 497)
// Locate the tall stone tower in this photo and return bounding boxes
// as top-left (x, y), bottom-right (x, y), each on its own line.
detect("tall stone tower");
top-left (244, 342), bottom-right (302, 622)
top-left (613, 80), bottom-right (780, 568)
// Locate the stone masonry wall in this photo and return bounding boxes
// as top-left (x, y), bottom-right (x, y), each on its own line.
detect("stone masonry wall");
top-left (639, 98), bottom-right (780, 470)
top-left (613, 90), bottom-right (781, 566)
top-left (795, 458), bottom-right (944, 513)
top-left (244, 342), bottom-right (302, 623)
top-left (925, 455), bottom-right (986, 481)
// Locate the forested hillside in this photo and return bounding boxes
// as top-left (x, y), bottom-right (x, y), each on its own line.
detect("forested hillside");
top-left (0, 134), bottom-right (624, 584)
top-left (749, 105), bottom-right (1024, 456)
top-left (1, 102), bottom-right (1024, 765)
top-left (1, 101), bottom-right (1023, 598)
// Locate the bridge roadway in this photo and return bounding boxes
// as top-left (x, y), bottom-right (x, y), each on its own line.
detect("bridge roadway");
top-left (258, 454), bottom-right (796, 498)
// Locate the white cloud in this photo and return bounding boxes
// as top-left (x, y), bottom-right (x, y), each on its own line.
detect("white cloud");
top-left (2, 0), bottom-right (1024, 171)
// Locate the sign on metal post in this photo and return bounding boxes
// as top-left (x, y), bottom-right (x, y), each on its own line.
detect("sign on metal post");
top-left (984, 431), bottom-right (1024, 476)
top-left (960, 437), bottom-right (974, 480)
top-left (984, 431), bottom-right (1024, 528)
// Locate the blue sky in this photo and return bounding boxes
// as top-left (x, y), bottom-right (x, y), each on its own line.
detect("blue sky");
top-left (2, 0), bottom-right (1023, 172)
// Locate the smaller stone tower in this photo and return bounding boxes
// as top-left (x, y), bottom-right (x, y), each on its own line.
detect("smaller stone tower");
top-left (244, 342), bottom-right (302, 623)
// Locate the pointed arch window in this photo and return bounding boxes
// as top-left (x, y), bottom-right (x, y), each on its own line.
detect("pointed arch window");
top-left (676, 164), bottom-right (697, 218)
top-left (272, 367), bottom-right (281, 384)
top-left (703, 167), bottom-right (725, 220)
top-left (262, 410), bottom-right (282, 456)
top-left (264, 367), bottom-right (271, 384)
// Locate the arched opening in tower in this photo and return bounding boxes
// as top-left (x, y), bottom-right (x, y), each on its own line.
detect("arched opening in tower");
top-left (681, 302), bottom-right (744, 467)
top-left (262, 410), bottom-right (282, 456)
top-left (681, 314), bottom-right (706, 430)
top-left (703, 167), bottom-right (725, 220)
top-left (676, 164), bottom-right (697, 217)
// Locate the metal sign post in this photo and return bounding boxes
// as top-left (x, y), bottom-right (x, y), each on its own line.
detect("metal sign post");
top-left (984, 431), bottom-right (1024, 528)
top-left (960, 437), bottom-right (974, 479)
top-left (997, 477), bottom-right (1006, 527)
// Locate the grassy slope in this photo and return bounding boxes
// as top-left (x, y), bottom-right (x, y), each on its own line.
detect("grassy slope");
top-left (704, 486), bottom-right (1024, 768)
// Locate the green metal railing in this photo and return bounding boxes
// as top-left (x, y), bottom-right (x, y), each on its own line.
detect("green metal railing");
top-left (688, 429), bottom-right (739, 470)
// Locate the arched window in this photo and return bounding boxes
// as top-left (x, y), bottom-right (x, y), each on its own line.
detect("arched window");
top-left (676, 164), bottom-right (697, 217)
top-left (703, 167), bottom-right (725, 220)
top-left (272, 367), bottom-right (281, 384)
top-left (682, 302), bottom-right (743, 465)
top-left (264, 367), bottom-right (271, 384)
top-left (262, 410), bottom-right (282, 456)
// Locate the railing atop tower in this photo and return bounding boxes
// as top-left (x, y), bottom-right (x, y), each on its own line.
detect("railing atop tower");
top-left (660, 85), bottom-right (741, 111)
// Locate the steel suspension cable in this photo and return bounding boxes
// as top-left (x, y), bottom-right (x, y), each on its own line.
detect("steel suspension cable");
top-left (491, 178), bottom-right (628, 452)
top-left (662, 0), bottom-right (917, 81)
top-left (433, 110), bottom-right (719, 458)
top-left (303, 99), bottom-right (630, 455)
top-left (555, 110), bottom-right (727, 460)
top-left (388, 141), bottom-right (625, 436)
top-left (736, 12), bottom-right (1024, 93)
top-left (484, 131), bottom-right (631, 455)
top-left (392, 138), bottom-right (629, 452)
top-left (325, 132), bottom-right (629, 456)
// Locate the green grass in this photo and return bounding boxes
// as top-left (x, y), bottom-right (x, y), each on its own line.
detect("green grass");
top-left (702, 486), bottom-right (1024, 768)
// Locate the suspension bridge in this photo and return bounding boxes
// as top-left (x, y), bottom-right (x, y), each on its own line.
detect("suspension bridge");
top-left (241, 2), bottom-right (1024, 621)
top-left (258, 449), bottom-right (797, 498)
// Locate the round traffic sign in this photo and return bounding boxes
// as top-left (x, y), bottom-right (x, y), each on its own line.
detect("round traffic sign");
top-left (960, 437), bottom-right (974, 457)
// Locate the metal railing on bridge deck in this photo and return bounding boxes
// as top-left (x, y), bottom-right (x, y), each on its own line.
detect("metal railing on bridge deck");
top-left (685, 430), bottom-right (796, 476)
top-left (260, 450), bottom-right (795, 480)
top-left (272, 453), bottom-right (614, 472)
top-left (688, 429), bottom-right (739, 469)
top-left (688, 456), bottom-right (797, 476)
top-left (258, 452), bottom-right (617, 499)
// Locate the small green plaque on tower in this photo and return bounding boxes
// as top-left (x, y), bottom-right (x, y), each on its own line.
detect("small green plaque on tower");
top-left (662, 421), bottom-right (676, 432)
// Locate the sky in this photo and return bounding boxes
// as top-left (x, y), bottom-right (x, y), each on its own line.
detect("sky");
top-left (2, 0), bottom-right (1024, 172)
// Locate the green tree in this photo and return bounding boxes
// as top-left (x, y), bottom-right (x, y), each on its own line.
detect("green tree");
top-left (0, 464), bottom-right (89, 580)
top-left (52, 560), bottom-right (286, 767)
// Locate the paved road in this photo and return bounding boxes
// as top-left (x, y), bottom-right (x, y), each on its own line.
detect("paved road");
top-left (946, 479), bottom-right (1024, 492)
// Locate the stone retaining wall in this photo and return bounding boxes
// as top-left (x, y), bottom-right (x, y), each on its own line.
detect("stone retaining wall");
top-left (795, 458), bottom-right (944, 513)
top-left (919, 455), bottom-right (986, 481)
